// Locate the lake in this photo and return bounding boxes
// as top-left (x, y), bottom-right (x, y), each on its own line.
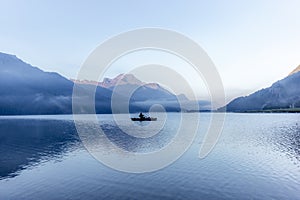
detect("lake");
top-left (0, 113), bottom-right (299, 200)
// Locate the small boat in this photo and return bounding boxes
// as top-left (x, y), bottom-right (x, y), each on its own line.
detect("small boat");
top-left (131, 117), bottom-right (157, 121)
top-left (131, 113), bottom-right (157, 121)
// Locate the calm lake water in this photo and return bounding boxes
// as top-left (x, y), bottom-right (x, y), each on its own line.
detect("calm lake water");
top-left (0, 113), bottom-right (299, 200)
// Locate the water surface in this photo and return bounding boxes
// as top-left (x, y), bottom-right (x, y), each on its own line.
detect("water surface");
top-left (0, 113), bottom-right (299, 199)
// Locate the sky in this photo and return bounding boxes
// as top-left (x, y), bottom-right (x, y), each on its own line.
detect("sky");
top-left (1, 0), bottom-right (300, 103)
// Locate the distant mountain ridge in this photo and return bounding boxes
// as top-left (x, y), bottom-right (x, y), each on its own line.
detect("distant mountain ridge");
top-left (71, 73), bottom-right (193, 106)
top-left (289, 65), bottom-right (300, 76)
top-left (72, 73), bottom-right (196, 112)
top-left (71, 73), bottom-right (143, 87)
top-left (0, 52), bottom-right (203, 115)
top-left (71, 73), bottom-right (180, 101)
top-left (100, 74), bottom-right (143, 88)
top-left (221, 66), bottom-right (300, 112)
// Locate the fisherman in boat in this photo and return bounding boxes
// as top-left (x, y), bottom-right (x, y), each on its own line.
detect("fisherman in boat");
top-left (139, 112), bottom-right (145, 120)
top-left (131, 112), bottom-right (157, 121)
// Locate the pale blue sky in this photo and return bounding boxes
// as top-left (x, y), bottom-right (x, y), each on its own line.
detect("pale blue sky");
top-left (1, 0), bottom-right (300, 101)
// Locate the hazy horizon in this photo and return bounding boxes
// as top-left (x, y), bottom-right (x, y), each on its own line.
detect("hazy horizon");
top-left (1, 50), bottom-right (297, 106)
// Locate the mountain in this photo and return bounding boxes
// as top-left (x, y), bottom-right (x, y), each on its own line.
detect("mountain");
top-left (221, 67), bottom-right (300, 112)
top-left (73, 73), bottom-right (182, 102)
top-left (72, 74), bottom-right (187, 112)
top-left (0, 52), bottom-right (200, 115)
top-left (289, 65), bottom-right (300, 76)
top-left (99, 74), bottom-right (143, 88)
top-left (0, 52), bottom-right (117, 115)
top-left (0, 53), bottom-right (74, 115)
top-left (72, 74), bottom-right (211, 112)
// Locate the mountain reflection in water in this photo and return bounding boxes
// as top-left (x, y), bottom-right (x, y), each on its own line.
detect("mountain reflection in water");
top-left (0, 113), bottom-right (300, 200)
